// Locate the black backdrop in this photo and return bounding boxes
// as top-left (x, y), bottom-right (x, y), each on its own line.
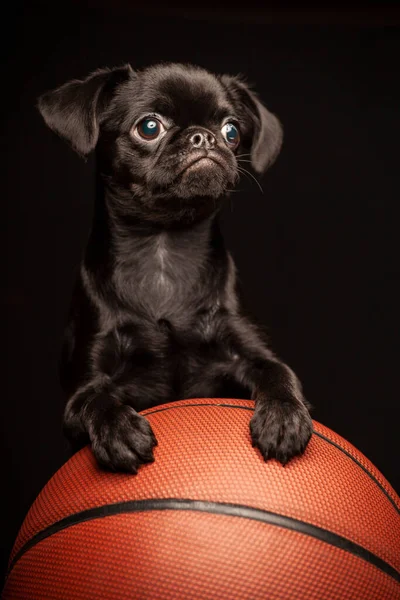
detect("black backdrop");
top-left (2, 2), bottom-right (400, 584)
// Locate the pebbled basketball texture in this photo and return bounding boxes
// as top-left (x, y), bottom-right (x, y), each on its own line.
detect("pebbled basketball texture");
top-left (3, 398), bottom-right (400, 599)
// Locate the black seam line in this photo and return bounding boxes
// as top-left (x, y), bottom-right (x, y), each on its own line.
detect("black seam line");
top-left (7, 499), bottom-right (400, 584)
top-left (144, 402), bottom-right (400, 514)
top-left (312, 430), bottom-right (400, 515)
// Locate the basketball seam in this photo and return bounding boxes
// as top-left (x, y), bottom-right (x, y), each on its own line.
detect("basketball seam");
top-left (7, 498), bottom-right (400, 584)
top-left (143, 401), bottom-right (400, 512)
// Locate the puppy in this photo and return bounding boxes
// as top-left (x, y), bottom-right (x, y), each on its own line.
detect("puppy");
top-left (38, 62), bottom-right (313, 473)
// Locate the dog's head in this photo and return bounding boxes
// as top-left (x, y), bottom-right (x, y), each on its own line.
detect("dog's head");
top-left (38, 63), bottom-right (282, 225)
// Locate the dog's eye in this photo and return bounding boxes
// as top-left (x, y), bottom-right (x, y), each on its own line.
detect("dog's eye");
top-left (136, 118), bottom-right (164, 141)
top-left (221, 123), bottom-right (240, 149)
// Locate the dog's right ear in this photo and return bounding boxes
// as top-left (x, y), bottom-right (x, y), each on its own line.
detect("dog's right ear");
top-left (37, 65), bottom-right (133, 157)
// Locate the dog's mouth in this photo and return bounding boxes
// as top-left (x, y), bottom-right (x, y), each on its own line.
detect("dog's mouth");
top-left (177, 151), bottom-right (227, 177)
top-left (147, 148), bottom-right (236, 201)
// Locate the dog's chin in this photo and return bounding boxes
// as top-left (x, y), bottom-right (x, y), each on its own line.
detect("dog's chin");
top-left (171, 157), bottom-right (235, 200)
top-left (122, 156), bottom-right (237, 225)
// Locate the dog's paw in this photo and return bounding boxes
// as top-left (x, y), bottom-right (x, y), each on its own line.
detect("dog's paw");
top-left (88, 404), bottom-right (158, 473)
top-left (250, 397), bottom-right (312, 465)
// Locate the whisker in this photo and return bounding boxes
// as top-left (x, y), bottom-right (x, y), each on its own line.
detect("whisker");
top-left (237, 166), bottom-right (264, 194)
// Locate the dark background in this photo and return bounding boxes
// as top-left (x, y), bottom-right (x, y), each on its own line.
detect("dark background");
top-left (2, 1), bottom-right (400, 585)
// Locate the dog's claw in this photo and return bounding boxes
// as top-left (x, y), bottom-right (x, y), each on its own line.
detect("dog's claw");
top-left (250, 398), bottom-right (312, 465)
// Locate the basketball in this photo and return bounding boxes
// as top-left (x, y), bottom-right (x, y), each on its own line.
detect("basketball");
top-left (3, 398), bottom-right (400, 599)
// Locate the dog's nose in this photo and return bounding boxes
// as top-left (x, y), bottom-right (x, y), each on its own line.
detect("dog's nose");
top-left (189, 130), bottom-right (216, 149)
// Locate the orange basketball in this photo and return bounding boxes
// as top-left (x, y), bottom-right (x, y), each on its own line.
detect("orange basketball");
top-left (3, 398), bottom-right (400, 599)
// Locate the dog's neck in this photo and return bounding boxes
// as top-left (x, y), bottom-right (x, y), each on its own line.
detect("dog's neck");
top-left (83, 183), bottom-right (228, 321)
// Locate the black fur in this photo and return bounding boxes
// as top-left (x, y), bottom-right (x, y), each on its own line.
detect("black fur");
top-left (38, 62), bottom-right (312, 473)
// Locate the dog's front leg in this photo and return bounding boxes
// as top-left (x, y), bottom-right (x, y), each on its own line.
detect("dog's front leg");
top-left (225, 318), bottom-right (313, 464)
top-left (63, 325), bottom-right (161, 473)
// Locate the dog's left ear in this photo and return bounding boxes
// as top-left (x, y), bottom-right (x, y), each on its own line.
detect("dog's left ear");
top-left (37, 65), bottom-right (133, 156)
top-left (220, 75), bottom-right (283, 174)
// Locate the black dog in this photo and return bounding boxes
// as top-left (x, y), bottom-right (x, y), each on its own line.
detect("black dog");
top-left (38, 62), bottom-right (312, 473)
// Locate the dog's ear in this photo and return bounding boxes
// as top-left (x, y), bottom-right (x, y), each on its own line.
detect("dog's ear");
top-left (220, 75), bottom-right (283, 174)
top-left (37, 65), bottom-right (133, 156)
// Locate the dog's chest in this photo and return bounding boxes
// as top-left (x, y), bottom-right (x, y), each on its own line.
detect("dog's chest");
top-left (117, 233), bottom-right (203, 322)
top-left (142, 240), bottom-right (177, 300)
